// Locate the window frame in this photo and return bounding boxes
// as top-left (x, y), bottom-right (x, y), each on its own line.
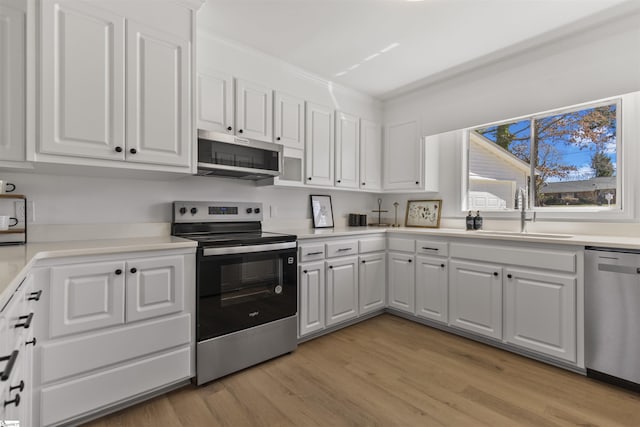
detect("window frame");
top-left (461, 92), bottom-right (636, 221)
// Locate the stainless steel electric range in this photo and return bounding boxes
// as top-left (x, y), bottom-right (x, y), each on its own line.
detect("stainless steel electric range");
top-left (172, 201), bottom-right (297, 385)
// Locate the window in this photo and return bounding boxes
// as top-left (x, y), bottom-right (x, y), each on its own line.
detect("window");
top-left (466, 100), bottom-right (619, 212)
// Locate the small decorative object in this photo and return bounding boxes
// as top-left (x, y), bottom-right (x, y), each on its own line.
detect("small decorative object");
top-left (405, 199), bottom-right (442, 228)
top-left (473, 210), bottom-right (483, 230)
top-left (310, 195), bottom-right (334, 228)
top-left (370, 198), bottom-right (390, 226)
top-left (392, 202), bottom-right (400, 227)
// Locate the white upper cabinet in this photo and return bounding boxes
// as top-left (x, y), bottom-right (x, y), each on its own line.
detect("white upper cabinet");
top-left (126, 20), bottom-right (190, 167)
top-left (40, 0), bottom-right (125, 160)
top-left (0, 0), bottom-right (26, 162)
top-left (197, 69), bottom-right (234, 133)
top-left (383, 120), bottom-right (423, 191)
top-left (39, 0), bottom-right (195, 171)
top-left (235, 78), bottom-right (273, 143)
top-left (359, 119), bottom-right (382, 191)
top-left (274, 91), bottom-right (304, 150)
top-left (305, 102), bottom-right (334, 186)
top-left (335, 112), bottom-right (360, 189)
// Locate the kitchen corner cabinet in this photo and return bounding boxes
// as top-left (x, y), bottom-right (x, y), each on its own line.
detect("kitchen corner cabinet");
top-left (387, 253), bottom-right (415, 314)
top-left (383, 120), bottom-right (422, 190)
top-left (197, 69), bottom-right (234, 133)
top-left (0, 0), bottom-right (27, 162)
top-left (305, 102), bottom-right (334, 186)
top-left (335, 112), bottom-right (360, 189)
top-left (415, 256), bottom-right (448, 324)
top-left (359, 119), bottom-right (382, 190)
top-left (34, 249), bottom-right (194, 427)
top-left (38, 0), bottom-right (195, 172)
top-left (359, 252), bottom-right (386, 314)
top-left (235, 78), bottom-right (273, 143)
top-left (449, 260), bottom-right (503, 340)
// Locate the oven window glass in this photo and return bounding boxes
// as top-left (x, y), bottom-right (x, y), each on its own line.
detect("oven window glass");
top-left (219, 258), bottom-right (283, 306)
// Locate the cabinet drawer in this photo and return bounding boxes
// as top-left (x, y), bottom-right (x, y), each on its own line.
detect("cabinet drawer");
top-left (299, 243), bottom-right (325, 262)
top-left (416, 239), bottom-right (448, 257)
top-left (41, 314), bottom-right (191, 384)
top-left (359, 237), bottom-right (386, 253)
top-left (326, 240), bottom-right (358, 258)
top-left (388, 237), bottom-right (415, 253)
top-left (41, 347), bottom-right (191, 426)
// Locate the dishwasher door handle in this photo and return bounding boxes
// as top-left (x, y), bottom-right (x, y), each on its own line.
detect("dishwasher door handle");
top-left (597, 263), bottom-right (640, 275)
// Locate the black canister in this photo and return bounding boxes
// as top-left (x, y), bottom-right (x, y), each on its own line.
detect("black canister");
top-left (359, 214), bottom-right (367, 226)
top-left (349, 214), bottom-right (358, 226)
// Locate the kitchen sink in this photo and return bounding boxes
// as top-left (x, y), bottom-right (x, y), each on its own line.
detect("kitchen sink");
top-left (476, 230), bottom-right (573, 239)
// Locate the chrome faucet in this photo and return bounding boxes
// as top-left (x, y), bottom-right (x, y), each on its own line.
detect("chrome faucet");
top-left (518, 187), bottom-right (535, 233)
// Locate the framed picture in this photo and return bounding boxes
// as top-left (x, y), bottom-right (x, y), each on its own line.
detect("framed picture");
top-left (405, 199), bottom-right (442, 228)
top-left (310, 195), bottom-right (334, 228)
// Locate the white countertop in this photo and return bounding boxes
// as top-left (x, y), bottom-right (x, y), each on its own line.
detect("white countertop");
top-left (268, 225), bottom-right (640, 249)
top-left (0, 236), bottom-right (197, 308)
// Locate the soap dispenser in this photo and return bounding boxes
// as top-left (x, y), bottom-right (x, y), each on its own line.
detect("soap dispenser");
top-left (473, 211), bottom-right (483, 230)
top-left (466, 211), bottom-right (474, 230)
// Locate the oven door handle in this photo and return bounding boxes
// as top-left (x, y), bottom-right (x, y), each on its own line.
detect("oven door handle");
top-left (202, 241), bottom-right (296, 256)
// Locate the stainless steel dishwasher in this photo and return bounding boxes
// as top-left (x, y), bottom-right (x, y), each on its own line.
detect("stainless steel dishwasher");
top-left (585, 247), bottom-right (640, 390)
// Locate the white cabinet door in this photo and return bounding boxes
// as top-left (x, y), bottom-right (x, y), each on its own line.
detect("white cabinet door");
top-left (359, 253), bottom-right (386, 314)
top-left (335, 112), bottom-right (359, 189)
top-left (359, 119), bottom-right (382, 190)
top-left (235, 78), bottom-right (272, 142)
top-left (416, 256), bottom-right (448, 323)
top-left (388, 253), bottom-right (415, 314)
top-left (126, 20), bottom-right (190, 167)
top-left (40, 0), bottom-right (125, 160)
top-left (383, 120), bottom-right (423, 190)
top-left (299, 262), bottom-right (325, 336)
top-left (197, 69), bottom-right (234, 133)
top-left (326, 257), bottom-right (358, 326)
top-left (125, 255), bottom-right (185, 323)
top-left (305, 102), bottom-right (334, 186)
top-left (449, 260), bottom-right (502, 340)
top-left (505, 268), bottom-right (576, 362)
top-left (274, 92), bottom-right (304, 150)
top-left (0, 0), bottom-right (26, 162)
top-left (50, 261), bottom-right (126, 338)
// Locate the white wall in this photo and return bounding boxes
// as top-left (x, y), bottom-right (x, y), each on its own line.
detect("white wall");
top-left (1, 171), bottom-right (378, 228)
top-left (382, 11), bottom-right (640, 224)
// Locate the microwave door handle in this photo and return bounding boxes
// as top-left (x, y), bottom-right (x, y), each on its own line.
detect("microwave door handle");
top-left (202, 241), bottom-right (296, 256)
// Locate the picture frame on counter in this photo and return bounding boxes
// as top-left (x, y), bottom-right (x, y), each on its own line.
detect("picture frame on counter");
top-left (310, 195), bottom-right (334, 228)
top-left (405, 199), bottom-right (442, 228)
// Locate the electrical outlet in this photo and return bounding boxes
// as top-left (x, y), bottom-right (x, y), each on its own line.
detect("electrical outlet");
top-left (27, 201), bottom-right (35, 223)
top-left (270, 205), bottom-right (278, 218)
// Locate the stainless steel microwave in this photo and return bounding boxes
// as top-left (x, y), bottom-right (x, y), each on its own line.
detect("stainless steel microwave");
top-left (196, 129), bottom-right (283, 180)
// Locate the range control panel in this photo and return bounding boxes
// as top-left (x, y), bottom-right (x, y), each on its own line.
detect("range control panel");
top-left (173, 201), bottom-right (263, 223)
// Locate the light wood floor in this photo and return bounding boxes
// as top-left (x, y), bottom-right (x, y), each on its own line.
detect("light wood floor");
top-left (85, 314), bottom-right (640, 427)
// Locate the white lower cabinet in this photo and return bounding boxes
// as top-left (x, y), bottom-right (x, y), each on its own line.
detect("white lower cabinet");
top-left (359, 253), bottom-right (386, 314)
top-left (34, 249), bottom-right (195, 427)
top-left (504, 268), bottom-right (576, 362)
top-left (299, 261), bottom-right (325, 336)
top-left (326, 256), bottom-right (358, 326)
top-left (387, 253), bottom-right (415, 314)
top-left (449, 260), bottom-right (503, 340)
top-left (415, 256), bottom-right (448, 324)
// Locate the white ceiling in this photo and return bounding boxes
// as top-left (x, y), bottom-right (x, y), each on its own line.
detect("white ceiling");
top-left (198, 0), bottom-right (635, 99)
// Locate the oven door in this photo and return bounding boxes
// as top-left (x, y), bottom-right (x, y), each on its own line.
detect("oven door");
top-left (197, 241), bottom-right (297, 340)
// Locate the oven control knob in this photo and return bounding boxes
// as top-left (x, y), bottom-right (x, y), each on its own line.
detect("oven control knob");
top-left (190, 207), bottom-right (198, 215)
top-left (179, 207), bottom-right (187, 215)
top-left (254, 208), bottom-right (260, 214)
top-left (246, 208), bottom-right (253, 214)
top-left (275, 285), bottom-right (283, 295)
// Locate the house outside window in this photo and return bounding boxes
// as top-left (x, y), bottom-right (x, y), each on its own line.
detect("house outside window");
top-left (465, 98), bottom-right (620, 213)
